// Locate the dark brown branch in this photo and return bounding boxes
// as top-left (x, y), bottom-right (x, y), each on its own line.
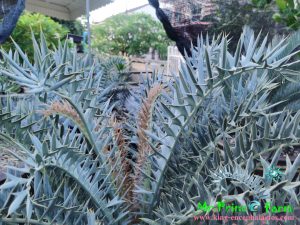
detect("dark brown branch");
top-left (148, 0), bottom-right (192, 57)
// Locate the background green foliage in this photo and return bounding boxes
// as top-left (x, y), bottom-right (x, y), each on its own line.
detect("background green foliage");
top-left (92, 13), bottom-right (172, 59)
top-left (207, 0), bottom-right (289, 47)
top-left (252, 0), bottom-right (300, 29)
top-left (2, 12), bottom-right (68, 59)
top-left (52, 17), bottom-right (85, 36)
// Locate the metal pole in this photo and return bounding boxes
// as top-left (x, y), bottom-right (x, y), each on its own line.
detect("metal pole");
top-left (86, 0), bottom-right (92, 62)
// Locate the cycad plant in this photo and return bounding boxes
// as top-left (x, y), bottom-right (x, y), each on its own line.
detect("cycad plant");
top-left (0, 28), bottom-right (299, 225)
top-left (135, 28), bottom-right (300, 224)
top-left (0, 33), bottom-right (131, 225)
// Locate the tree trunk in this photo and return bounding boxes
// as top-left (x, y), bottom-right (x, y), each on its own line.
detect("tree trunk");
top-left (148, 0), bottom-right (192, 57)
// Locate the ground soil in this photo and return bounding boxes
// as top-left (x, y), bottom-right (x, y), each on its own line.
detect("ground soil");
top-left (0, 141), bottom-right (22, 182)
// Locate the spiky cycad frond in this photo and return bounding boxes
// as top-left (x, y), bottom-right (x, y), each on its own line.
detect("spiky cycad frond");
top-left (140, 28), bottom-right (300, 224)
top-left (0, 33), bottom-right (131, 224)
top-left (1, 28), bottom-right (300, 225)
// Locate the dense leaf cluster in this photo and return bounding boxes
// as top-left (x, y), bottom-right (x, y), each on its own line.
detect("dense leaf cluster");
top-left (2, 12), bottom-right (68, 60)
top-left (252, 0), bottom-right (300, 29)
top-left (0, 28), bottom-right (299, 224)
top-left (92, 13), bottom-right (172, 59)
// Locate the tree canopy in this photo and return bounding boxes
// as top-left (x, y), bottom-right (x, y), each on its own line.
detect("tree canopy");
top-left (148, 0), bottom-right (292, 57)
top-left (92, 13), bottom-right (172, 59)
top-left (2, 12), bottom-right (68, 59)
top-left (252, 0), bottom-right (300, 29)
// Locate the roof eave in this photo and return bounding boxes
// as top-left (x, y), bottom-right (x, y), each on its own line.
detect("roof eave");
top-left (26, 0), bottom-right (112, 20)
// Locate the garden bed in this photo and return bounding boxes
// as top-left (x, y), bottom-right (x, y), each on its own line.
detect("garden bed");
top-left (0, 142), bottom-right (22, 182)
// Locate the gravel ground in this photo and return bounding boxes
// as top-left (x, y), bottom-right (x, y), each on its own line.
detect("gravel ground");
top-left (0, 141), bottom-right (22, 182)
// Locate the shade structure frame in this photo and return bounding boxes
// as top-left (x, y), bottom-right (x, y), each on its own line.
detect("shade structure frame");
top-left (25, 0), bottom-right (112, 21)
